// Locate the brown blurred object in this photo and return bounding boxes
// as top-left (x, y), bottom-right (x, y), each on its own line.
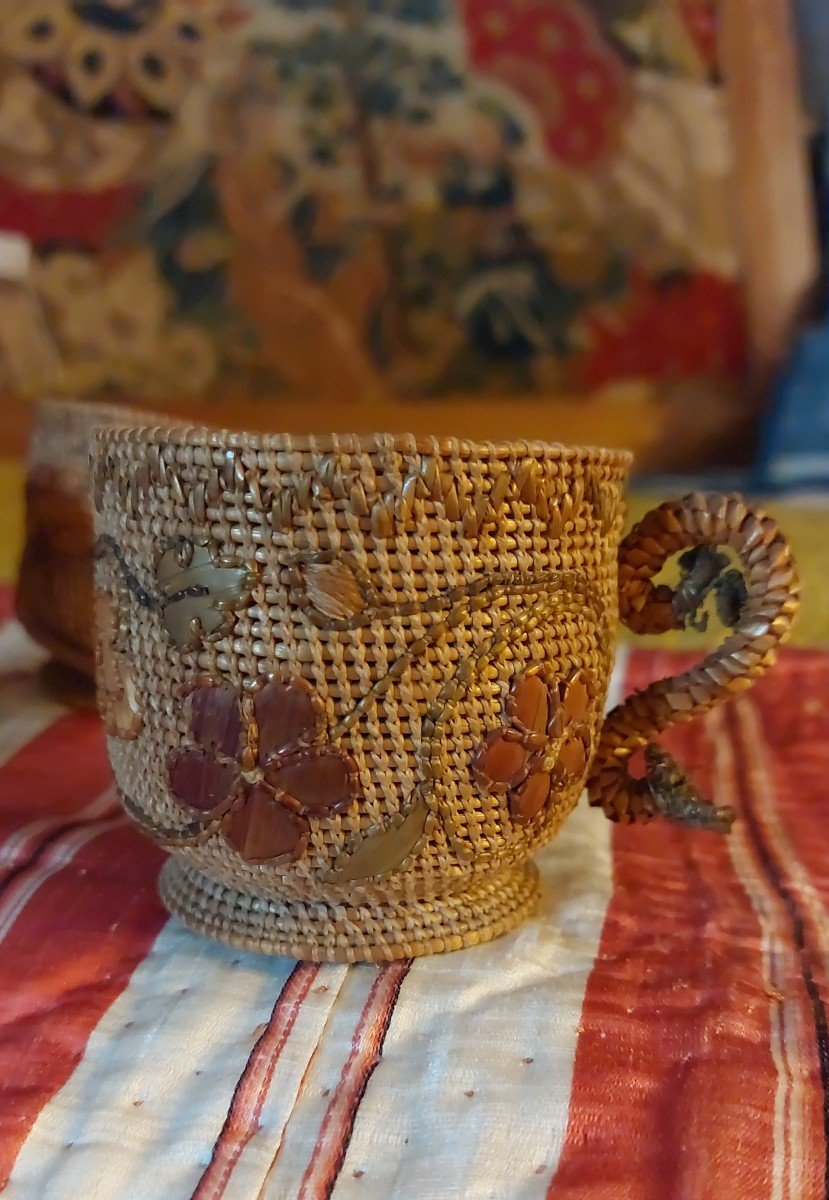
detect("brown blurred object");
top-left (18, 459), bottom-right (94, 678)
top-left (719, 0), bottom-right (820, 390)
top-left (16, 400), bottom-right (142, 697)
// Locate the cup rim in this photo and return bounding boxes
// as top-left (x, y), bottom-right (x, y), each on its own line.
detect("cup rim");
top-left (91, 422), bottom-right (634, 472)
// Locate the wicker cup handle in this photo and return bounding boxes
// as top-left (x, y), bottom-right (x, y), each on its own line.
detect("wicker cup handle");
top-left (586, 492), bottom-right (799, 832)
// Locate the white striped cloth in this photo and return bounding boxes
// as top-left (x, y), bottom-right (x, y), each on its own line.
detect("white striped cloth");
top-left (5, 614), bottom-right (826, 1200)
top-left (0, 613), bottom-right (622, 1200)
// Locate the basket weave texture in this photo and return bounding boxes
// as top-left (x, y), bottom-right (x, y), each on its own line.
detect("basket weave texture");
top-left (92, 427), bottom-right (631, 961)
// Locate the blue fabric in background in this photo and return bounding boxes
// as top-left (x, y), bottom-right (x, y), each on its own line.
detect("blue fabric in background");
top-left (793, 0), bottom-right (829, 128)
top-left (756, 324), bottom-right (829, 490)
top-left (755, 1), bottom-right (829, 491)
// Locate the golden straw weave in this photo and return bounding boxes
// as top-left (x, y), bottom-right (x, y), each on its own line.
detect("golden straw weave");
top-left (90, 427), bottom-right (797, 962)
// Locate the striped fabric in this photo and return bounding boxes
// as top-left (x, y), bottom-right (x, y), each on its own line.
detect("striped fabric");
top-left (0, 598), bottom-right (827, 1199)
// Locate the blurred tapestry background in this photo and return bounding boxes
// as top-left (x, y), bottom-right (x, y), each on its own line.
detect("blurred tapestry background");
top-left (0, 0), bottom-right (784, 468)
top-left (2, 11), bottom-right (829, 1197)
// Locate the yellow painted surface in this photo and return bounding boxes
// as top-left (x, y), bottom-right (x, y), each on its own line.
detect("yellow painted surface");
top-left (0, 459), bottom-right (826, 644)
top-left (0, 461), bottom-right (23, 586)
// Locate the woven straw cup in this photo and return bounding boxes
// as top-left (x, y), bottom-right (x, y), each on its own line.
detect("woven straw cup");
top-left (91, 426), bottom-right (798, 962)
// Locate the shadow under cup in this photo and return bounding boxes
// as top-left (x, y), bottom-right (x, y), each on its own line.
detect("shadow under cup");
top-left (90, 426), bottom-right (797, 962)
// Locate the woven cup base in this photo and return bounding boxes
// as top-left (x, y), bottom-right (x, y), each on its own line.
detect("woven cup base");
top-left (159, 857), bottom-right (542, 963)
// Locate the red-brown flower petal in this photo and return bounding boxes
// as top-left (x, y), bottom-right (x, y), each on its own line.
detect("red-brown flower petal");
top-left (553, 731), bottom-right (590, 781)
top-left (510, 771), bottom-right (552, 824)
top-left (185, 684), bottom-right (242, 757)
top-left (267, 748), bottom-right (355, 815)
top-left (473, 730), bottom-right (533, 790)
top-left (561, 672), bottom-right (591, 726)
top-left (168, 747), bottom-right (239, 816)
top-left (255, 677), bottom-right (319, 759)
top-left (507, 671), bottom-right (553, 739)
top-left (224, 785), bottom-right (309, 863)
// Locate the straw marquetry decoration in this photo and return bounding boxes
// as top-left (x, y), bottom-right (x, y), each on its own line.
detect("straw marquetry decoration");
top-left (91, 427), bottom-right (797, 962)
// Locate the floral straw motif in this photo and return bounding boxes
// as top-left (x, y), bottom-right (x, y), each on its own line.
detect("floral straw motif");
top-left (167, 674), bottom-right (359, 864)
top-left (95, 591), bottom-right (142, 741)
top-left (473, 666), bottom-right (594, 825)
top-left (155, 540), bottom-right (253, 650)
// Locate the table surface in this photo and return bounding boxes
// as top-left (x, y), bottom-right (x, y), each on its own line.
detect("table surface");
top-left (0, 584), bottom-right (827, 1198)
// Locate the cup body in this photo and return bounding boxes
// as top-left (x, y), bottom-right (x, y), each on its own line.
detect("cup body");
top-left (92, 428), bottom-right (631, 960)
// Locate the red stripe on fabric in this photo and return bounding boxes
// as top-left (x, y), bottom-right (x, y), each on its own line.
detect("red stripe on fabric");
top-left (718, 700), bottom-right (806, 1200)
top-left (0, 716), bottom-right (118, 913)
top-left (737, 651), bottom-right (829, 907)
top-left (191, 962), bottom-right (320, 1200)
top-left (0, 713), bottom-right (112, 827)
top-left (728, 675), bottom-right (829, 1197)
top-left (0, 820), bottom-right (165, 1186)
top-left (549, 649), bottom-right (779, 1200)
top-left (296, 960), bottom-right (410, 1200)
